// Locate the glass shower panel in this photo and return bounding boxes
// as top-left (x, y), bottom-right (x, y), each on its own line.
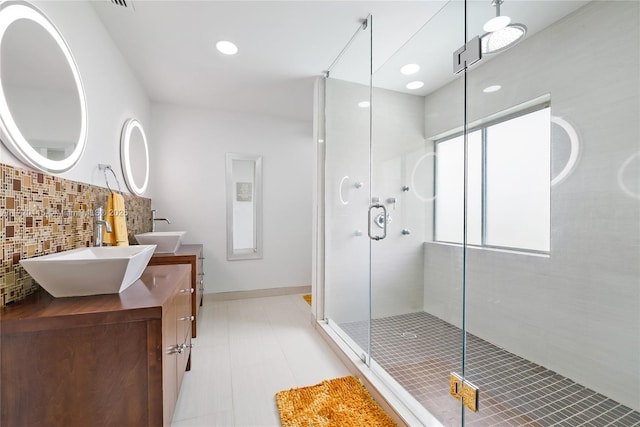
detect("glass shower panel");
top-left (323, 17), bottom-right (372, 361)
top-left (463, 1), bottom-right (640, 425)
top-left (369, 1), bottom-right (466, 424)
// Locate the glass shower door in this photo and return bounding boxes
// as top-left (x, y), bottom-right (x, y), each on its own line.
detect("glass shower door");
top-left (323, 16), bottom-right (372, 362)
top-left (368, 1), bottom-right (467, 424)
top-left (462, 0), bottom-right (640, 425)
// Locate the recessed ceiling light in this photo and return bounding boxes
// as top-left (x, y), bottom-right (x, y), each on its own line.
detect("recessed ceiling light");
top-left (400, 64), bottom-right (420, 75)
top-left (483, 85), bottom-right (502, 93)
top-left (406, 81), bottom-right (424, 90)
top-left (216, 40), bottom-right (238, 55)
top-left (358, 101), bottom-right (370, 108)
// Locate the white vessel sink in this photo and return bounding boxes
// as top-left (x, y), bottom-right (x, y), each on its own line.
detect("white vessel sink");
top-left (20, 245), bottom-right (156, 298)
top-left (135, 231), bottom-right (186, 253)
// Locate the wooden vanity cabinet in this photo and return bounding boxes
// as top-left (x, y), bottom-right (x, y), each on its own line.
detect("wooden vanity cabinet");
top-left (0, 264), bottom-right (192, 427)
top-left (149, 244), bottom-right (204, 337)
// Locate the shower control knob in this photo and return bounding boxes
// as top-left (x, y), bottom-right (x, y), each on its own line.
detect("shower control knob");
top-left (402, 229), bottom-right (411, 235)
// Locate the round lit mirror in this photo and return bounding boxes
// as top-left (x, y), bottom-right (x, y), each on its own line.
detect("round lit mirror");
top-left (0, 1), bottom-right (87, 172)
top-left (120, 118), bottom-right (149, 196)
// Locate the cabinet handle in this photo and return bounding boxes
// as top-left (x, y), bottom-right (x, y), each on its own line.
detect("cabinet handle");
top-left (180, 315), bottom-right (195, 321)
top-left (179, 288), bottom-right (195, 294)
top-left (176, 343), bottom-right (194, 354)
top-left (170, 344), bottom-right (186, 354)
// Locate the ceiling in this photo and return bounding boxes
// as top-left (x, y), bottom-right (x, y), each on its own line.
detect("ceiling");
top-left (91, 0), bottom-right (449, 122)
top-left (92, 1), bottom-right (592, 122)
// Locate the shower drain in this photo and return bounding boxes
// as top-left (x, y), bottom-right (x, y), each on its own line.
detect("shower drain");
top-left (401, 332), bottom-right (417, 339)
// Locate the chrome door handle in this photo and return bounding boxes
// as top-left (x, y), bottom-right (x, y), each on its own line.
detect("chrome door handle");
top-left (368, 204), bottom-right (387, 241)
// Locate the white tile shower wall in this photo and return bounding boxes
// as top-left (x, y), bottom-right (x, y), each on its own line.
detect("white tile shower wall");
top-left (422, 1), bottom-right (640, 410)
top-left (0, 1), bottom-right (150, 191)
top-left (148, 103), bottom-right (314, 293)
top-left (324, 78), bottom-right (427, 323)
top-left (371, 87), bottom-right (426, 319)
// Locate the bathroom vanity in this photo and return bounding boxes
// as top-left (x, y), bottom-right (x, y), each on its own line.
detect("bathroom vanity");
top-left (148, 244), bottom-right (204, 337)
top-left (0, 264), bottom-right (192, 427)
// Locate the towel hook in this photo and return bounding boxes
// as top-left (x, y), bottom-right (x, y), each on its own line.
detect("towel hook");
top-left (98, 164), bottom-right (121, 193)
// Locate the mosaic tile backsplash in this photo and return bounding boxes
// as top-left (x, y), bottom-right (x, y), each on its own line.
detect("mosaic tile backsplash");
top-left (1, 163), bottom-right (152, 306)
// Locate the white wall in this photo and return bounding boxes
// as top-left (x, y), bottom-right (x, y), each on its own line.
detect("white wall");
top-left (149, 103), bottom-right (313, 293)
top-left (0, 1), bottom-right (149, 193)
top-left (423, 1), bottom-right (640, 410)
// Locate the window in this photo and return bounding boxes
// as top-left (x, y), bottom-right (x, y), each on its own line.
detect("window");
top-left (434, 106), bottom-right (550, 253)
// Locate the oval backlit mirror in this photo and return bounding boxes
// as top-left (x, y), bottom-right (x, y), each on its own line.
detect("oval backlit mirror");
top-left (0, 1), bottom-right (87, 172)
top-left (120, 118), bottom-right (149, 196)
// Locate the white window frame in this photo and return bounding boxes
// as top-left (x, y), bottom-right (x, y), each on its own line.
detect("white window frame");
top-left (433, 102), bottom-right (551, 254)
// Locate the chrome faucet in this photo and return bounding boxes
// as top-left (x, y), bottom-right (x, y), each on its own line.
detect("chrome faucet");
top-left (151, 209), bottom-right (171, 232)
top-left (94, 206), bottom-right (112, 247)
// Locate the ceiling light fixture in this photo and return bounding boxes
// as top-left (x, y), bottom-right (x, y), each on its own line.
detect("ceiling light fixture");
top-left (400, 64), bottom-right (420, 75)
top-left (481, 0), bottom-right (527, 54)
top-left (406, 81), bottom-right (424, 90)
top-left (483, 0), bottom-right (510, 32)
top-left (216, 40), bottom-right (238, 55)
top-left (483, 85), bottom-right (502, 93)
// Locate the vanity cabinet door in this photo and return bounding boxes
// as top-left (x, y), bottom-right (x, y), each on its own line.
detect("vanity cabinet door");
top-left (162, 289), bottom-right (179, 426)
top-left (162, 272), bottom-right (193, 426)
top-left (149, 244), bottom-right (203, 338)
top-left (176, 275), bottom-right (193, 391)
top-left (197, 249), bottom-right (205, 309)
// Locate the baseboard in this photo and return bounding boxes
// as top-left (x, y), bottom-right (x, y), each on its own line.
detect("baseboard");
top-left (205, 285), bottom-right (311, 301)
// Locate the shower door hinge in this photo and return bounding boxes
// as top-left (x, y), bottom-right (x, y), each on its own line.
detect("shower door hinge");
top-left (450, 372), bottom-right (479, 412)
top-left (453, 36), bottom-right (482, 74)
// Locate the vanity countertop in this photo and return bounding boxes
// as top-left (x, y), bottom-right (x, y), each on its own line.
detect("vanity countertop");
top-left (151, 244), bottom-right (203, 259)
top-left (0, 264), bottom-right (190, 335)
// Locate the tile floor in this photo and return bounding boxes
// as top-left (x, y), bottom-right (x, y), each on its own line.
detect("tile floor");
top-left (340, 312), bottom-right (640, 427)
top-left (171, 293), bottom-right (351, 427)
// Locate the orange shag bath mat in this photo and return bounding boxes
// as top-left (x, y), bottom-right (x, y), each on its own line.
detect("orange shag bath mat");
top-left (303, 294), bottom-right (312, 305)
top-left (275, 376), bottom-right (398, 427)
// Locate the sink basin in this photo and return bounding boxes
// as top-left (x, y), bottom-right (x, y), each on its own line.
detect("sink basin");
top-left (135, 231), bottom-right (186, 253)
top-left (20, 245), bottom-right (156, 298)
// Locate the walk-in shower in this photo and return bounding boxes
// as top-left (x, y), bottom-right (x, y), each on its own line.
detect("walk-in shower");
top-left (316, 1), bottom-right (640, 425)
